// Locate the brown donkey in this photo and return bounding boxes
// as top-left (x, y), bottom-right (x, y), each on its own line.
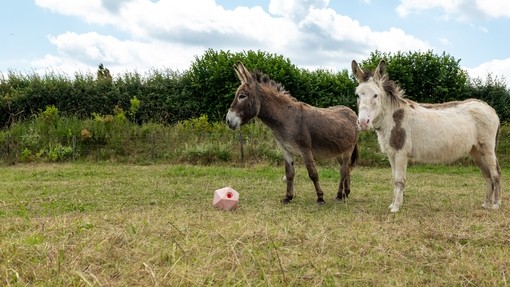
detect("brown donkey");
top-left (226, 61), bottom-right (359, 204)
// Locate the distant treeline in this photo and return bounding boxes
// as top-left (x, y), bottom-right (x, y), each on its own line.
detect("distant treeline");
top-left (1, 49), bottom-right (508, 127)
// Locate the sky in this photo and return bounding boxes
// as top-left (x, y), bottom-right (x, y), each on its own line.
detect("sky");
top-left (1, 0), bottom-right (509, 87)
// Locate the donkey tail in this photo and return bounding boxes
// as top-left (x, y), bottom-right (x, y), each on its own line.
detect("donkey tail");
top-left (495, 124), bottom-right (500, 153)
top-left (350, 142), bottom-right (360, 168)
top-left (495, 125), bottom-right (501, 175)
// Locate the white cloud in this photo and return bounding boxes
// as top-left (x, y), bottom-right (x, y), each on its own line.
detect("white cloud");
top-left (35, 0), bottom-right (118, 25)
top-left (396, 0), bottom-right (463, 17)
top-left (269, 0), bottom-right (329, 19)
top-left (469, 23), bottom-right (489, 33)
top-left (475, 0), bottom-right (510, 18)
top-left (301, 7), bottom-right (370, 43)
top-left (439, 37), bottom-right (450, 46)
top-left (296, 7), bottom-right (430, 68)
top-left (396, 0), bottom-right (510, 19)
top-left (31, 0), bottom-right (434, 75)
top-left (32, 54), bottom-right (95, 75)
top-left (465, 58), bottom-right (510, 87)
top-left (34, 32), bottom-right (203, 75)
top-left (371, 27), bottom-right (430, 52)
top-left (121, 1), bottom-right (298, 50)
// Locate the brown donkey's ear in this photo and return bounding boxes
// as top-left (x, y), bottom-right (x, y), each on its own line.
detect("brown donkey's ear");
top-left (234, 61), bottom-right (252, 84)
top-left (351, 60), bottom-right (364, 83)
top-left (373, 60), bottom-right (387, 81)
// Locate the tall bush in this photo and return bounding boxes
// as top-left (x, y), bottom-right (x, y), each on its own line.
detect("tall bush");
top-left (297, 68), bottom-right (357, 109)
top-left (467, 74), bottom-right (510, 123)
top-left (359, 50), bottom-right (469, 103)
top-left (182, 49), bottom-right (302, 122)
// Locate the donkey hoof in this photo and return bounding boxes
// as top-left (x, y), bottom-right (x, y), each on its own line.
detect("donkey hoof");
top-left (317, 198), bottom-right (326, 205)
top-left (281, 197), bottom-right (293, 204)
top-left (481, 202), bottom-right (491, 209)
top-left (389, 203), bottom-right (400, 212)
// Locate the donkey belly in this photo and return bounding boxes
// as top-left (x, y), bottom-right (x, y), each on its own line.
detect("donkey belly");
top-left (313, 149), bottom-right (347, 161)
top-left (276, 139), bottom-right (348, 160)
top-left (311, 134), bottom-right (357, 160)
top-left (273, 105), bottom-right (358, 161)
top-left (409, 127), bottom-right (476, 164)
top-left (276, 139), bottom-right (301, 157)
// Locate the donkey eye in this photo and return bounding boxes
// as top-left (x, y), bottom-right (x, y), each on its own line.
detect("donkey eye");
top-left (238, 93), bottom-right (247, 100)
top-left (373, 94), bottom-right (378, 99)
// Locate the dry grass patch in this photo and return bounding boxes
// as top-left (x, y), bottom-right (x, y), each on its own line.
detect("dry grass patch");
top-left (0, 163), bottom-right (509, 286)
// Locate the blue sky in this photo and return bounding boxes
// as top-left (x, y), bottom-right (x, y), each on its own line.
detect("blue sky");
top-left (1, 0), bottom-right (509, 86)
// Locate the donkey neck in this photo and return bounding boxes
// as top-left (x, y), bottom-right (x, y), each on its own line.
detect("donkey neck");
top-left (256, 89), bottom-right (301, 131)
top-left (373, 101), bottom-right (406, 132)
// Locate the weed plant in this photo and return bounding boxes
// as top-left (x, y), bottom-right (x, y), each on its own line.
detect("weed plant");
top-left (1, 105), bottom-right (510, 168)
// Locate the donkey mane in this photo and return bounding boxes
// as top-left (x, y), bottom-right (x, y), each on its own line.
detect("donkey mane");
top-left (253, 70), bottom-right (299, 102)
top-left (360, 68), bottom-right (407, 107)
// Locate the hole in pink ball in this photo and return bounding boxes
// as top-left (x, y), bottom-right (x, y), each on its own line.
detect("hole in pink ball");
top-left (226, 192), bottom-right (233, 198)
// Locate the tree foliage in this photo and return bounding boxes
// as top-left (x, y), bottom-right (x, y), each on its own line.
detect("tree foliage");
top-left (468, 74), bottom-right (510, 123)
top-left (360, 50), bottom-right (470, 103)
top-left (297, 68), bottom-right (357, 108)
top-left (182, 49), bottom-right (302, 121)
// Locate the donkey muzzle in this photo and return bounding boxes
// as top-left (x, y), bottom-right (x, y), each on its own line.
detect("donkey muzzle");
top-left (357, 118), bottom-right (370, 131)
top-left (226, 110), bottom-right (241, 130)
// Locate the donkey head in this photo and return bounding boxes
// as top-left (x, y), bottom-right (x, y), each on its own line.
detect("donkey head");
top-left (226, 61), bottom-right (262, 130)
top-left (351, 60), bottom-right (387, 131)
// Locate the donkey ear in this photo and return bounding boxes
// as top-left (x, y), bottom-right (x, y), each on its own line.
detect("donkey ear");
top-left (351, 60), bottom-right (364, 83)
top-left (374, 60), bottom-right (387, 81)
top-left (234, 61), bottom-right (252, 84)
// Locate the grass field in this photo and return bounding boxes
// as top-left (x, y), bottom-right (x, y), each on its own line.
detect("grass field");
top-left (0, 163), bottom-right (509, 286)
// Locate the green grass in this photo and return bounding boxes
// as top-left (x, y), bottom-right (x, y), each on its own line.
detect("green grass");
top-left (1, 163), bottom-right (509, 286)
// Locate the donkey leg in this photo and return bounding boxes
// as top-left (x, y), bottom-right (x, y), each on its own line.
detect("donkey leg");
top-left (491, 163), bottom-right (502, 210)
top-left (336, 155), bottom-right (351, 201)
top-left (281, 151), bottom-right (295, 204)
top-left (483, 153), bottom-right (501, 209)
top-left (387, 155), bottom-right (396, 210)
top-left (302, 151), bottom-right (325, 205)
top-left (471, 149), bottom-right (500, 209)
top-left (388, 153), bottom-right (407, 212)
top-left (476, 168), bottom-right (494, 209)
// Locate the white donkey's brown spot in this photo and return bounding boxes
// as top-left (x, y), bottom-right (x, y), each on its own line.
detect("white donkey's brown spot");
top-left (390, 109), bottom-right (406, 150)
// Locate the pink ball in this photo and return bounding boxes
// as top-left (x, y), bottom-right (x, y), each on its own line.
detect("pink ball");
top-left (213, 187), bottom-right (239, 210)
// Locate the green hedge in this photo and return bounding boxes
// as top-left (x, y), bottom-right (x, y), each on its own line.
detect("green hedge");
top-left (1, 49), bottom-right (509, 128)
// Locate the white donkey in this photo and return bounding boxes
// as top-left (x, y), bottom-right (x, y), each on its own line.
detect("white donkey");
top-left (352, 60), bottom-right (501, 212)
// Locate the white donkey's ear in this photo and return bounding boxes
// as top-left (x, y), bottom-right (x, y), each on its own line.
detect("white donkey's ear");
top-left (373, 60), bottom-right (387, 81)
top-left (351, 60), bottom-right (364, 83)
top-left (234, 61), bottom-right (252, 84)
